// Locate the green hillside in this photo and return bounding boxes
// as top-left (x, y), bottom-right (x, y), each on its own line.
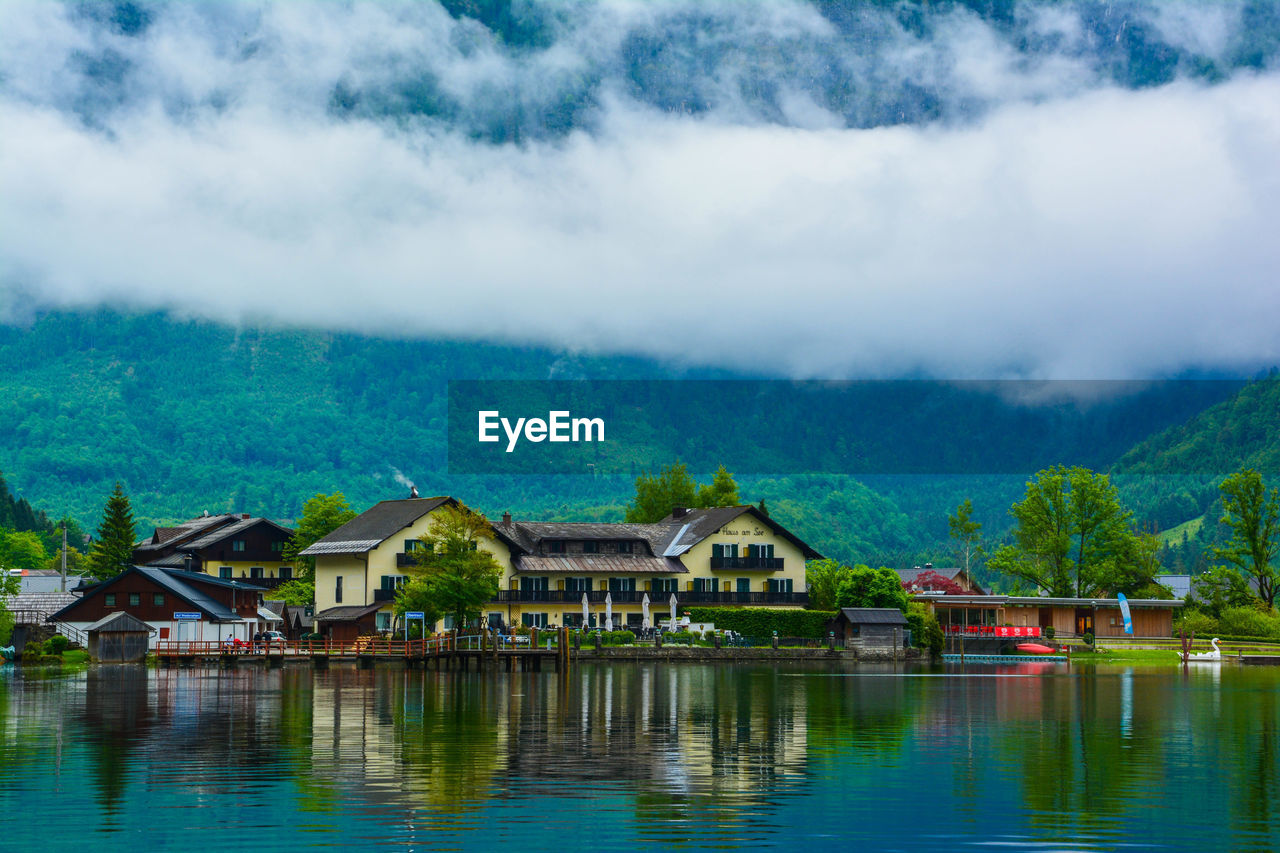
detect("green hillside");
top-left (0, 312), bottom-right (1262, 571)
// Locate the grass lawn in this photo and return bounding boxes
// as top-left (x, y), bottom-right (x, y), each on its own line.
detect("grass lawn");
top-left (1071, 648), bottom-right (1186, 665)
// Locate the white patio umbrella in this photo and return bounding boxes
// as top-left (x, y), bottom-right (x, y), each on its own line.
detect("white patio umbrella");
top-left (669, 593), bottom-right (678, 630)
top-left (604, 592), bottom-right (614, 632)
top-left (582, 592), bottom-right (590, 629)
top-left (641, 593), bottom-right (651, 631)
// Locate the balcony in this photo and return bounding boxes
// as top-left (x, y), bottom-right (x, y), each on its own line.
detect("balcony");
top-left (709, 557), bottom-right (784, 570)
top-left (373, 588), bottom-right (397, 603)
top-left (492, 589), bottom-right (808, 606)
top-left (396, 552), bottom-right (420, 568)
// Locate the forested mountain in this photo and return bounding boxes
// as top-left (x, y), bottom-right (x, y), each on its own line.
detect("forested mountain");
top-left (0, 311), bottom-right (1269, 575)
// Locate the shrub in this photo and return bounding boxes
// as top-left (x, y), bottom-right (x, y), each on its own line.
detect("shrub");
top-left (1217, 607), bottom-right (1280, 640)
top-left (1175, 610), bottom-right (1219, 638)
top-left (905, 602), bottom-right (943, 655)
top-left (601, 630), bottom-right (635, 646)
top-left (1083, 632), bottom-right (1094, 646)
top-left (685, 608), bottom-right (836, 639)
top-left (666, 630), bottom-right (695, 644)
top-left (1043, 626), bottom-right (1055, 640)
top-left (45, 635), bottom-right (69, 656)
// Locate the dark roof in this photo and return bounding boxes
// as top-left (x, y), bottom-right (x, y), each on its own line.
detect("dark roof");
top-left (838, 608), bottom-right (909, 625)
top-left (48, 566), bottom-right (245, 623)
top-left (300, 497), bottom-right (454, 556)
top-left (85, 611), bottom-right (155, 634)
top-left (314, 603), bottom-right (385, 622)
top-left (182, 516), bottom-right (294, 550)
top-left (494, 506), bottom-right (823, 562)
top-left (261, 600), bottom-right (286, 617)
top-left (161, 570), bottom-right (267, 592)
top-left (284, 604), bottom-right (315, 629)
top-left (514, 555), bottom-right (688, 574)
top-left (134, 513), bottom-right (240, 553)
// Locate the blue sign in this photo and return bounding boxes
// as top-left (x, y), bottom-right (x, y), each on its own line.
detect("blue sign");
top-left (1117, 593), bottom-right (1133, 635)
top-left (173, 612), bottom-right (201, 620)
top-left (405, 611), bottom-right (425, 619)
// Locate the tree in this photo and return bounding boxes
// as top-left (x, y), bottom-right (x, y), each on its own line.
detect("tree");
top-left (625, 463), bottom-right (698, 522)
top-left (625, 462), bottom-right (743, 523)
top-left (988, 466), bottom-right (1150, 598)
top-left (1212, 469), bottom-right (1280, 608)
top-left (283, 492), bottom-right (358, 580)
top-left (697, 465), bottom-right (740, 509)
top-left (86, 483), bottom-right (136, 579)
top-left (397, 505), bottom-right (503, 630)
top-left (805, 558), bottom-right (848, 611)
top-left (947, 498), bottom-right (983, 574)
top-left (833, 565), bottom-right (909, 612)
top-left (1189, 568), bottom-right (1256, 618)
top-left (0, 567), bottom-right (18, 645)
top-left (0, 529), bottom-right (49, 573)
top-left (903, 569), bottom-right (966, 596)
top-left (271, 579), bottom-right (315, 606)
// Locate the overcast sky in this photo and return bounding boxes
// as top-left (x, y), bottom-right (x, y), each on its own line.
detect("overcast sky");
top-left (1, 0), bottom-right (1278, 379)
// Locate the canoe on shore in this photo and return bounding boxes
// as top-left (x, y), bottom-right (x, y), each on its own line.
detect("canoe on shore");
top-left (1016, 643), bottom-right (1056, 655)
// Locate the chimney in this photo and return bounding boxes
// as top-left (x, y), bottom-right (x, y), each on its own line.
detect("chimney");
top-left (502, 512), bottom-right (512, 524)
top-left (672, 507), bottom-right (688, 519)
top-left (242, 513), bottom-right (251, 519)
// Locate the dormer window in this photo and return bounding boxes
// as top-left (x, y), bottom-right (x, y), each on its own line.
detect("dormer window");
top-left (618, 541), bottom-right (633, 554)
top-left (582, 541), bottom-right (599, 554)
top-left (548, 541), bottom-right (566, 554)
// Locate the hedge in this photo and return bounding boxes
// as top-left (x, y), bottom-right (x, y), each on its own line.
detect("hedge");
top-left (684, 608), bottom-right (837, 638)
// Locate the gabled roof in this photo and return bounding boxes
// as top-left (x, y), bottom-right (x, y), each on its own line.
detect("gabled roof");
top-left (85, 611), bottom-right (155, 634)
top-left (314, 602), bottom-right (385, 622)
top-left (181, 516), bottom-right (294, 550)
top-left (656, 506), bottom-right (824, 560)
top-left (134, 513), bottom-right (240, 553)
top-left (300, 497), bottom-right (455, 556)
top-left (838, 607), bottom-right (909, 625)
top-left (47, 566), bottom-right (248, 623)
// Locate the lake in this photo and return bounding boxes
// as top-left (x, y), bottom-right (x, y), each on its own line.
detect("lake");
top-left (1, 661), bottom-right (1277, 851)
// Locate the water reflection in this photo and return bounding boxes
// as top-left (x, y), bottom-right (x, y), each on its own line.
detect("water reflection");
top-left (1, 662), bottom-right (1279, 850)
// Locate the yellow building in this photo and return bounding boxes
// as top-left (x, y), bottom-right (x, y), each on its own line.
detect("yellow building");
top-left (304, 497), bottom-right (821, 637)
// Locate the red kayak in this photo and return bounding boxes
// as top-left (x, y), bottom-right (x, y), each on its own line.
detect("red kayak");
top-left (1016, 643), bottom-right (1056, 655)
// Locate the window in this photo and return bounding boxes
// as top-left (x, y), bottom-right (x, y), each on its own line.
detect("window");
top-left (522, 612), bottom-right (549, 628)
top-left (381, 575), bottom-right (407, 591)
top-left (565, 577), bottom-right (592, 593)
top-left (129, 593), bottom-right (141, 606)
top-left (376, 612), bottom-right (391, 631)
top-left (105, 593), bottom-right (116, 607)
top-left (747, 543), bottom-right (775, 559)
top-left (652, 578), bottom-right (678, 593)
top-left (767, 578), bottom-right (794, 594)
top-left (548, 540), bottom-right (566, 554)
top-left (617, 541), bottom-right (633, 554)
top-left (271, 540), bottom-right (284, 552)
top-left (154, 593), bottom-right (165, 606)
top-left (608, 577), bottom-right (635, 592)
top-left (582, 541), bottom-right (599, 554)
top-left (521, 577), bottom-right (550, 596)
top-left (693, 578), bottom-right (718, 593)
top-left (219, 566), bottom-right (232, 579)
top-left (712, 544), bottom-right (739, 559)
top-left (279, 566), bottom-right (293, 581)
top-left (232, 540), bottom-right (246, 552)
top-left (250, 566), bottom-right (264, 579)
top-left (737, 578), bottom-right (751, 593)
top-left (405, 539), bottom-right (420, 552)
top-left (335, 576), bottom-right (343, 603)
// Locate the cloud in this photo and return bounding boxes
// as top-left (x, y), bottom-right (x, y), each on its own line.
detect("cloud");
top-left (1, 1), bottom-right (1278, 380)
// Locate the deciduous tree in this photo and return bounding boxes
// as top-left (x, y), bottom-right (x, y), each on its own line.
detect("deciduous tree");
top-left (947, 498), bottom-right (983, 574)
top-left (625, 462), bottom-right (743, 522)
top-left (988, 466), bottom-right (1150, 598)
top-left (397, 505), bottom-right (502, 630)
top-left (1212, 469), bottom-right (1280, 608)
top-left (284, 492), bottom-right (358, 580)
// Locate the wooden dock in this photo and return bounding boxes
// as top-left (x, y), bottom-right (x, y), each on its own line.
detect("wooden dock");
top-left (155, 629), bottom-right (571, 672)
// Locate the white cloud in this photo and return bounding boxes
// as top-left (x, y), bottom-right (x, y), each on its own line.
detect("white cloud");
top-left (1, 1), bottom-right (1278, 380)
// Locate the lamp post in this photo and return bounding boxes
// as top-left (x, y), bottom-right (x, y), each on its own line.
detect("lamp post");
top-left (60, 520), bottom-right (67, 593)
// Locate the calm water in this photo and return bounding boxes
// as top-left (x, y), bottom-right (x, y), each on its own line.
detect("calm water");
top-left (2, 660), bottom-right (1278, 851)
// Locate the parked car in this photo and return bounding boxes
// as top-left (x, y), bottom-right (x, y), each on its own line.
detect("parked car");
top-left (262, 630), bottom-right (286, 643)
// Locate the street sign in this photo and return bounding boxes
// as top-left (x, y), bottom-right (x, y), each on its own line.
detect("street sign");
top-left (405, 611), bottom-right (425, 619)
top-left (173, 612), bottom-right (201, 620)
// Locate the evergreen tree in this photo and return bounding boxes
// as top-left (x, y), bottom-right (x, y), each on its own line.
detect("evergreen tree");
top-left (87, 483), bottom-right (137, 579)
